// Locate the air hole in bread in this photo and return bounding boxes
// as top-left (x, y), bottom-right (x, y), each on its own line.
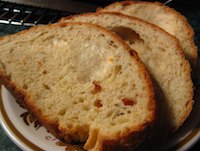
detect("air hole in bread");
top-left (160, 48), bottom-right (166, 52)
top-left (112, 110), bottom-right (125, 119)
top-left (59, 76), bottom-right (64, 80)
top-left (37, 60), bottom-right (44, 68)
top-left (127, 110), bottom-right (131, 114)
top-left (109, 40), bottom-right (118, 48)
top-left (22, 83), bottom-right (28, 89)
top-left (116, 112), bottom-right (125, 117)
top-left (82, 105), bottom-right (89, 111)
top-left (0, 60), bottom-right (6, 70)
top-left (9, 48), bottom-right (14, 53)
top-left (115, 65), bottom-right (122, 74)
top-left (78, 97), bottom-right (84, 103)
top-left (79, 91), bottom-right (86, 95)
top-left (106, 110), bottom-right (113, 117)
top-left (73, 98), bottom-right (85, 105)
top-left (121, 81), bottom-right (128, 87)
top-left (111, 26), bottom-right (144, 45)
top-left (46, 35), bottom-right (55, 40)
top-left (42, 70), bottom-right (47, 74)
top-left (110, 122), bottom-right (116, 126)
top-left (100, 33), bottom-right (105, 37)
top-left (58, 108), bottom-right (66, 116)
top-left (72, 100), bottom-right (78, 105)
top-left (42, 83), bottom-right (50, 90)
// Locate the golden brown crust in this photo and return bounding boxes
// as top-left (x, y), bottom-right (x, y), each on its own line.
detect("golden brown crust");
top-left (98, 1), bottom-right (198, 70)
top-left (0, 22), bottom-right (157, 150)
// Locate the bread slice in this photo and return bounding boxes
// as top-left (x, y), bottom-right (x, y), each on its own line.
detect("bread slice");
top-left (98, 1), bottom-right (198, 70)
top-left (60, 12), bottom-right (193, 130)
top-left (0, 22), bottom-right (156, 150)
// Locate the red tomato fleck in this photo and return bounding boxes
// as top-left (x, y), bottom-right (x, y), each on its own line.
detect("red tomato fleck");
top-left (122, 98), bottom-right (135, 106)
top-left (94, 99), bottom-right (103, 108)
top-left (92, 81), bottom-right (102, 93)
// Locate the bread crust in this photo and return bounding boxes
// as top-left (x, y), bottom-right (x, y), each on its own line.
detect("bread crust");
top-left (0, 22), bottom-right (156, 150)
top-left (98, 1), bottom-right (197, 70)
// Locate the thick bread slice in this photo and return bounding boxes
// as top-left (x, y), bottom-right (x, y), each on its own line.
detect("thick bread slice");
top-left (60, 12), bottom-right (193, 130)
top-left (98, 1), bottom-right (198, 70)
top-left (0, 22), bottom-right (156, 151)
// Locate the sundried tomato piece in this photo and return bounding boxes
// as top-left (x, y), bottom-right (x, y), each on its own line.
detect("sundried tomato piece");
top-left (92, 81), bottom-right (102, 94)
top-left (122, 98), bottom-right (136, 106)
top-left (94, 99), bottom-right (103, 108)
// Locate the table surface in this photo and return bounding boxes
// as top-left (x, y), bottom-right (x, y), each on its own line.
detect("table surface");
top-left (0, 1), bottom-right (200, 151)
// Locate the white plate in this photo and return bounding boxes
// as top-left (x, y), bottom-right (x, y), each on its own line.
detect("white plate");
top-left (0, 82), bottom-right (200, 151)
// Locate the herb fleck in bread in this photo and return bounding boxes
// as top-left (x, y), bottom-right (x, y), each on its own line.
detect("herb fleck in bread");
top-left (60, 12), bottom-right (193, 130)
top-left (98, 1), bottom-right (198, 70)
top-left (0, 22), bottom-right (156, 150)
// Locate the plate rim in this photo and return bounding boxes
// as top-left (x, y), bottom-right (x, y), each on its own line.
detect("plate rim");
top-left (0, 85), bottom-right (44, 151)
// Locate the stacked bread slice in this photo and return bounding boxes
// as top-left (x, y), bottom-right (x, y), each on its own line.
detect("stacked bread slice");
top-left (98, 1), bottom-right (198, 70)
top-left (0, 1), bottom-right (196, 151)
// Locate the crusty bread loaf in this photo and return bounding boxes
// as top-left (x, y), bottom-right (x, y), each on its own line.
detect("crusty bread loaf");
top-left (98, 1), bottom-right (198, 70)
top-left (0, 22), bottom-right (156, 150)
top-left (60, 12), bottom-right (193, 130)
